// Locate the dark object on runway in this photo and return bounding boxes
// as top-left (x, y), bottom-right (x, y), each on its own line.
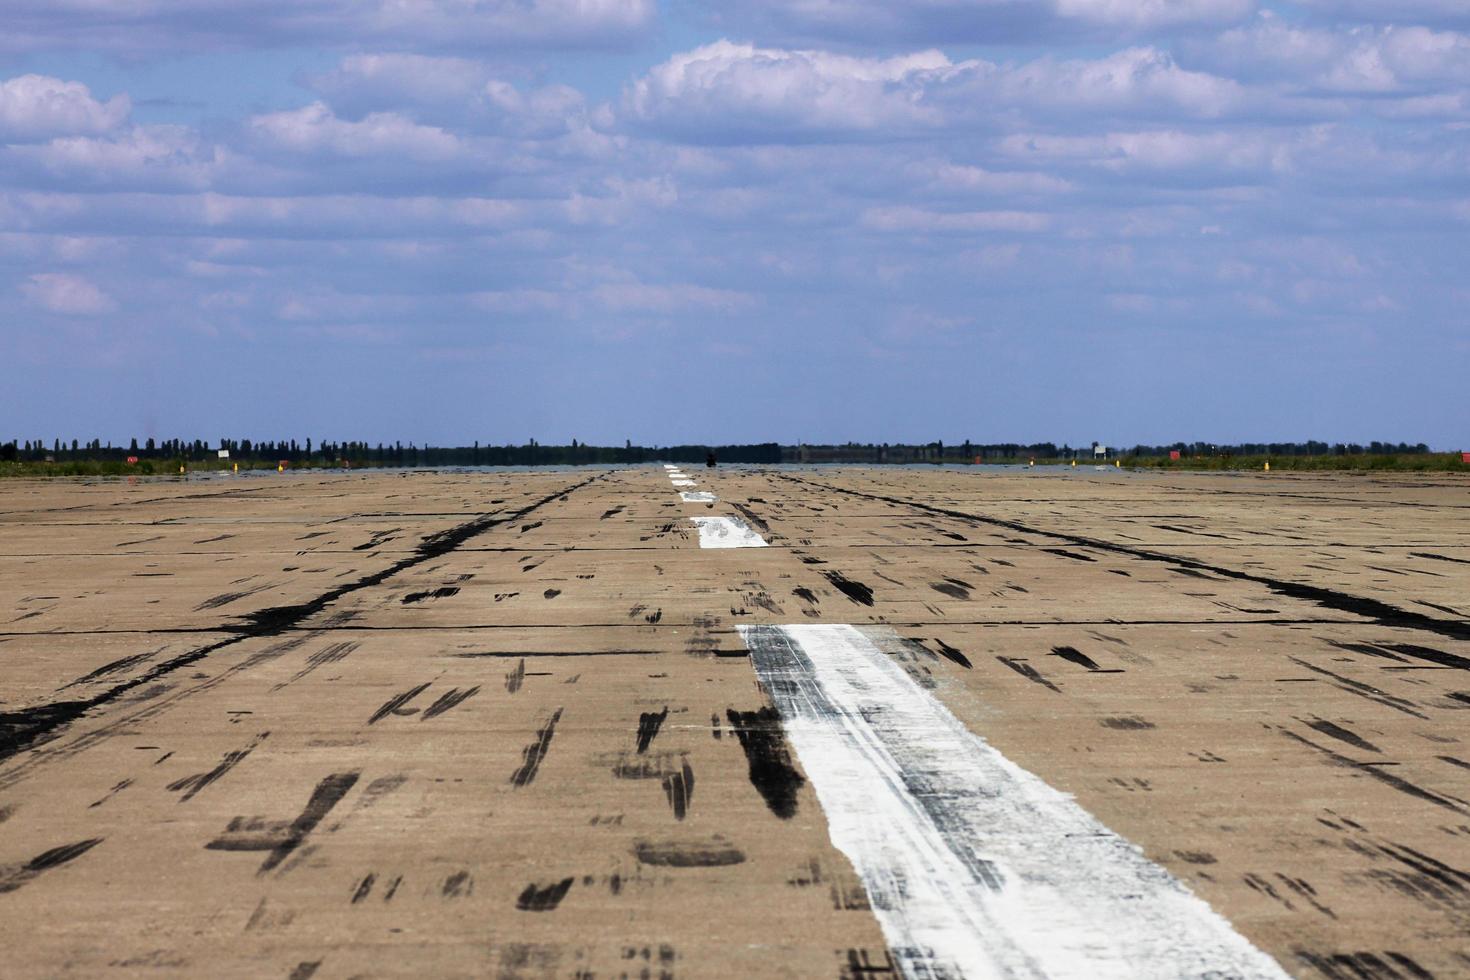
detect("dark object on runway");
top-left (706, 451), bottom-right (717, 468)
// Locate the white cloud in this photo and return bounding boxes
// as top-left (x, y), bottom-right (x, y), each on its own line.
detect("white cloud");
top-left (1196, 16), bottom-right (1470, 98)
top-left (19, 271), bottom-right (116, 314)
top-left (907, 160), bottom-right (1074, 196)
top-left (1055, 0), bottom-right (1253, 31)
top-left (625, 41), bottom-right (1252, 144)
top-left (861, 206), bottom-right (1051, 232)
top-left (248, 102), bottom-right (461, 160)
top-left (7, 124), bottom-right (217, 191)
top-left (624, 40), bottom-right (960, 140)
top-left (991, 47), bottom-right (1245, 118)
top-left (307, 54), bottom-right (491, 111)
top-left (591, 281), bottom-right (755, 313)
top-left (0, 75), bottom-right (129, 142)
top-left (998, 129), bottom-right (1288, 178)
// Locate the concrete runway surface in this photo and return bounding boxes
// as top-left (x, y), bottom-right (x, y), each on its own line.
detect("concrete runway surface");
top-left (1, 465), bottom-right (1467, 979)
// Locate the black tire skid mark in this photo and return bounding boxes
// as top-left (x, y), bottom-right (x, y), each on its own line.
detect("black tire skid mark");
top-left (510, 709), bottom-right (564, 787)
top-left (204, 771), bottom-right (360, 874)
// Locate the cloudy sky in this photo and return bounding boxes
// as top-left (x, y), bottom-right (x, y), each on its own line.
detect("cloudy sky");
top-left (2, 0), bottom-right (1467, 448)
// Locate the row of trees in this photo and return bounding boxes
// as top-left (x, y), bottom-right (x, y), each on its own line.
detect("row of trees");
top-left (0, 438), bottom-right (1437, 466)
top-left (784, 440), bottom-right (1436, 463)
top-left (1129, 441), bottom-right (1431, 457)
top-left (0, 438), bottom-right (783, 466)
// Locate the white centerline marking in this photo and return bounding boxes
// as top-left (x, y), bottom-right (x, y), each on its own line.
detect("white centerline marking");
top-left (739, 624), bottom-right (1290, 980)
top-left (670, 478), bottom-right (696, 487)
top-left (680, 491), bottom-right (717, 503)
top-left (690, 516), bottom-right (768, 548)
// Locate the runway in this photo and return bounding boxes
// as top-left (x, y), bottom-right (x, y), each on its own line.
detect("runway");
top-left (1, 465), bottom-right (1466, 978)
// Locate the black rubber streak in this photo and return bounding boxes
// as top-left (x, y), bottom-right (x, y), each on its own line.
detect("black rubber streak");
top-left (421, 686), bottom-right (479, 720)
top-left (726, 708), bottom-right (805, 819)
top-left (0, 838), bottom-right (104, 893)
top-left (367, 682), bottom-right (431, 724)
top-left (168, 732), bottom-right (269, 801)
top-left (1281, 731), bottom-right (1468, 815)
top-left (402, 586), bottom-right (459, 604)
top-left (822, 571), bottom-right (875, 607)
top-left (516, 876), bottom-right (574, 911)
top-left (204, 771), bottom-right (359, 873)
top-left (662, 760), bottom-right (695, 821)
top-left (635, 707), bottom-right (669, 754)
top-left (633, 838), bottom-right (745, 867)
top-left (997, 657), bottom-right (1061, 693)
top-left (509, 709), bottom-right (564, 787)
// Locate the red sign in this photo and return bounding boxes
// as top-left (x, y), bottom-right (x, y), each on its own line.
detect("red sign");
top-left (1462, 452), bottom-right (1470, 464)
top-left (1169, 450), bottom-right (1181, 460)
top-left (126, 456), bottom-right (139, 464)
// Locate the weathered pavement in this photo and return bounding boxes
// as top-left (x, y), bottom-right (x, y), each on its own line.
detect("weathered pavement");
top-left (1, 465), bottom-right (1468, 978)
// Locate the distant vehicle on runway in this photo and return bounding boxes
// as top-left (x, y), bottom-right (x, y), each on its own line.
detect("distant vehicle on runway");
top-left (706, 451), bottom-right (717, 468)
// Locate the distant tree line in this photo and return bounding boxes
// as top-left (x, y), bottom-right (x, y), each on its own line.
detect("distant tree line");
top-left (1127, 440), bottom-right (1432, 458)
top-left (784, 440), bottom-right (1436, 463)
top-left (0, 438), bottom-right (784, 466)
top-left (0, 437), bottom-right (1439, 466)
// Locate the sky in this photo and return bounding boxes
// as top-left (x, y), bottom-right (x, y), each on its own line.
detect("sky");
top-left (1, 0), bottom-right (1467, 449)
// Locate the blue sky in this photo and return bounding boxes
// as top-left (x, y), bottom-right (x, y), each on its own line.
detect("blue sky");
top-left (1, 0), bottom-right (1466, 448)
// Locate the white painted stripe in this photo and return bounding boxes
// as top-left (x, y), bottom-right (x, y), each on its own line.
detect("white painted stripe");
top-left (670, 478), bottom-right (696, 487)
top-left (738, 624), bottom-right (1290, 980)
top-left (680, 491), bottom-right (717, 503)
top-left (663, 464), bottom-right (678, 470)
top-left (690, 516), bottom-right (768, 549)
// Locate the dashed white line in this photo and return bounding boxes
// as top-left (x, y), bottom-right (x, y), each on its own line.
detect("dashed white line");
top-left (690, 516), bottom-right (768, 548)
top-left (739, 624), bottom-right (1291, 980)
top-left (680, 491), bottom-right (717, 503)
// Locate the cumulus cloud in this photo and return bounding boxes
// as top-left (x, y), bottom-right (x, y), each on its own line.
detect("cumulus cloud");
top-left (5, 125), bottom-right (218, 192)
top-left (624, 41), bottom-right (960, 141)
top-left (247, 102), bottom-right (461, 160)
top-left (624, 41), bottom-right (1252, 143)
top-left (0, 0), bottom-right (656, 54)
top-left (19, 271), bottom-right (116, 314)
top-left (1193, 16), bottom-right (1470, 98)
top-left (306, 54), bottom-right (598, 143)
top-left (0, 75), bottom-right (129, 141)
top-left (983, 47), bottom-right (1246, 118)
